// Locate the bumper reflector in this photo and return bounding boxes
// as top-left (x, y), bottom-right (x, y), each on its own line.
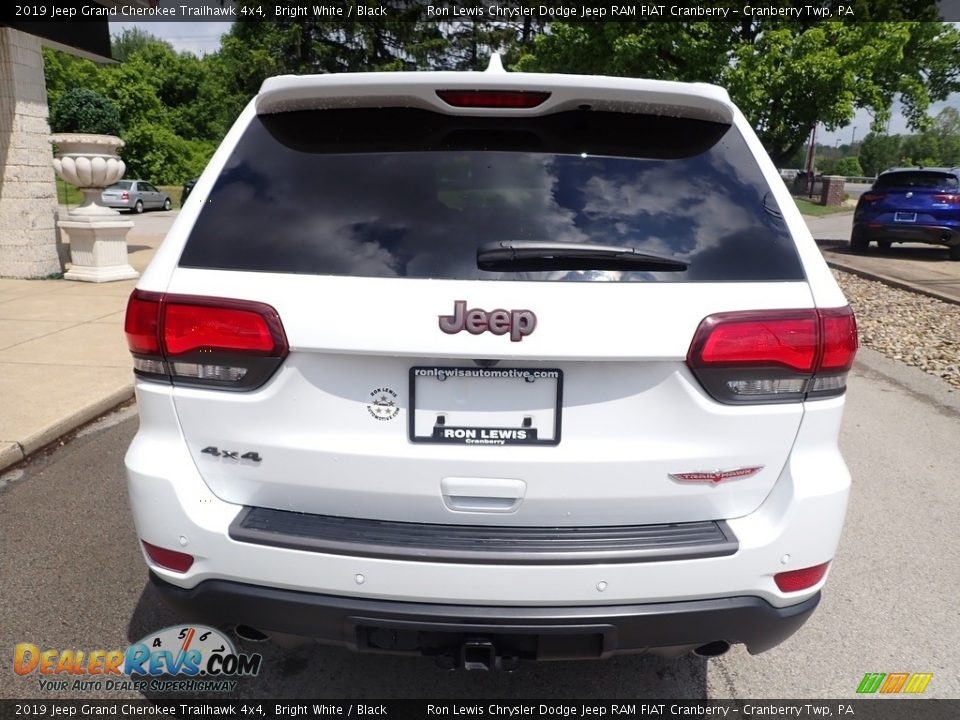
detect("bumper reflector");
top-left (775, 561), bottom-right (830, 592)
top-left (142, 541), bottom-right (194, 573)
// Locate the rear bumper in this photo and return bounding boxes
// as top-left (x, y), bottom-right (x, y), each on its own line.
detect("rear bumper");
top-left (854, 222), bottom-right (959, 246)
top-left (149, 572), bottom-right (820, 659)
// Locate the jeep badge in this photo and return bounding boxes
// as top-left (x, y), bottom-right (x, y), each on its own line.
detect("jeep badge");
top-left (439, 301), bottom-right (537, 342)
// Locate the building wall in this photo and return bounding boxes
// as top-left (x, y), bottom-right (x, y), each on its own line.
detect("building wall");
top-left (0, 26), bottom-right (61, 278)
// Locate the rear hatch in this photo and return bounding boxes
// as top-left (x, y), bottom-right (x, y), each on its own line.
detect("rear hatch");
top-left (159, 85), bottom-right (817, 527)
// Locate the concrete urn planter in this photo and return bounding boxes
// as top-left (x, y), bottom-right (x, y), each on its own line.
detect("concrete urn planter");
top-left (50, 133), bottom-right (138, 282)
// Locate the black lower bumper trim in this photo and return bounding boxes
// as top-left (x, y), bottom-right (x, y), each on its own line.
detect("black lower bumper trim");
top-left (229, 507), bottom-right (738, 565)
top-left (149, 573), bottom-right (820, 659)
top-left (854, 223), bottom-right (959, 246)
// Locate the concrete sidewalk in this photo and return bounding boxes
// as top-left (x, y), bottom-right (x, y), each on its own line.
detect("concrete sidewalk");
top-left (0, 211), bottom-right (169, 470)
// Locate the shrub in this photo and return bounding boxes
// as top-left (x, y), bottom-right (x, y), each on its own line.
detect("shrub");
top-left (121, 122), bottom-right (214, 185)
top-left (835, 157), bottom-right (864, 177)
top-left (49, 87), bottom-right (122, 136)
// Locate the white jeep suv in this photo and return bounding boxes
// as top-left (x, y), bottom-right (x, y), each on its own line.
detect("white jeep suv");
top-left (124, 63), bottom-right (857, 668)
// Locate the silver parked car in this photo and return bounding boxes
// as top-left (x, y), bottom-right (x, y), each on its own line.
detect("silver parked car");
top-left (101, 180), bottom-right (172, 213)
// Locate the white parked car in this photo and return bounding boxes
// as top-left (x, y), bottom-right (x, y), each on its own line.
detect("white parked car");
top-left (124, 60), bottom-right (857, 668)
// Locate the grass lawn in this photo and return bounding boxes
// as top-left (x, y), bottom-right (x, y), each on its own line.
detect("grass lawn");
top-left (56, 178), bottom-right (183, 210)
top-left (792, 197), bottom-right (853, 217)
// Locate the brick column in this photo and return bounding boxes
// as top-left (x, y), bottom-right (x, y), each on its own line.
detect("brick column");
top-left (820, 175), bottom-right (846, 207)
top-left (0, 27), bottom-right (61, 278)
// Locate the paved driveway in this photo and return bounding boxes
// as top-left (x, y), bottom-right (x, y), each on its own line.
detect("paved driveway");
top-left (1, 350), bottom-right (958, 700)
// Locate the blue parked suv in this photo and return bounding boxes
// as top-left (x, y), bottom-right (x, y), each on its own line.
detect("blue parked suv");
top-left (851, 167), bottom-right (960, 260)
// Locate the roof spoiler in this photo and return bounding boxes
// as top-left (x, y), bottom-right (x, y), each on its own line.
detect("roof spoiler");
top-left (255, 71), bottom-right (735, 125)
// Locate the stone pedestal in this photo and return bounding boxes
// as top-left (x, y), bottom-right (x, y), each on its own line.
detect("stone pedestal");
top-left (59, 216), bottom-right (137, 282)
top-left (50, 133), bottom-right (138, 282)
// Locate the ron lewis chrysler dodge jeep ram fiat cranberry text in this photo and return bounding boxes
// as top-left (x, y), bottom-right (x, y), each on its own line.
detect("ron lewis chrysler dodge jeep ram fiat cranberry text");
top-left (123, 60), bottom-right (857, 667)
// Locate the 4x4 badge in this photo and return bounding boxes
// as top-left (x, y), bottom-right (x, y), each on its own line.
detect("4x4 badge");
top-left (439, 301), bottom-right (536, 342)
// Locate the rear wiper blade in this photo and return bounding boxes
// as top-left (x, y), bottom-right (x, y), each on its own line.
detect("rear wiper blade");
top-left (477, 240), bottom-right (688, 272)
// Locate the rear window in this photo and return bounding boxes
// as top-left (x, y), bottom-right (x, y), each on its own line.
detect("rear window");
top-left (109, 181), bottom-right (133, 190)
top-left (875, 171), bottom-right (959, 190)
top-left (180, 108), bottom-right (804, 282)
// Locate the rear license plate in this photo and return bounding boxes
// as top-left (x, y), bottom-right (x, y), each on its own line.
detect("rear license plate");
top-left (895, 212), bottom-right (917, 223)
top-left (409, 366), bottom-right (563, 446)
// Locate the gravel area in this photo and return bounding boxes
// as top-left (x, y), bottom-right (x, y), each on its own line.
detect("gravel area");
top-left (834, 269), bottom-right (960, 388)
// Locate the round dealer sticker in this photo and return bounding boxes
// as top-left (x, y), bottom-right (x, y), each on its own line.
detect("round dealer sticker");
top-left (367, 387), bottom-right (399, 421)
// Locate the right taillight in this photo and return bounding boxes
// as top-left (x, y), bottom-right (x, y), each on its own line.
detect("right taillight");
top-left (931, 193), bottom-right (960, 204)
top-left (687, 307), bottom-right (858, 404)
top-left (124, 290), bottom-right (288, 391)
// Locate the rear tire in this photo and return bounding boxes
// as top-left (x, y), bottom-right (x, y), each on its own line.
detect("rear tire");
top-left (850, 233), bottom-right (869, 254)
top-left (134, 200), bottom-right (144, 214)
top-left (163, 198), bottom-right (172, 211)
top-left (949, 245), bottom-right (960, 261)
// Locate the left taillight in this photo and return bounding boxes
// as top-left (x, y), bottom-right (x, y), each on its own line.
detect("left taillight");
top-left (124, 290), bottom-right (288, 391)
top-left (686, 307), bottom-right (858, 404)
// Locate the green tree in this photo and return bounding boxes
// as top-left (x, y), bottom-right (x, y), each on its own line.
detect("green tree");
top-left (111, 26), bottom-right (173, 62)
top-left (43, 29), bottom-right (230, 184)
top-left (930, 107), bottom-right (960, 165)
top-left (42, 48), bottom-right (103, 109)
top-left (49, 87), bottom-right (122, 135)
top-left (900, 132), bottom-right (941, 167)
top-left (835, 156), bottom-right (864, 177)
top-left (217, 4), bottom-right (552, 101)
top-left (121, 122), bottom-right (214, 184)
top-left (515, 16), bottom-right (960, 166)
top-left (817, 156), bottom-right (839, 175)
top-left (858, 133), bottom-right (902, 175)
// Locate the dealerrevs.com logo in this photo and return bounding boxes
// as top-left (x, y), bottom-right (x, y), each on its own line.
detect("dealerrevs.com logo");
top-left (14, 625), bottom-right (262, 693)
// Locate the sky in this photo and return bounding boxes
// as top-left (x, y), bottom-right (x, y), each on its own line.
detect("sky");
top-left (110, 20), bottom-right (960, 148)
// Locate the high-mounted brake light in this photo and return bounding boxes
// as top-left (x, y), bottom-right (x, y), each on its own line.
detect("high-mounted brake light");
top-left (124, 290), bottom-right (288, 391)
top-left (774, 561), bottom-right (830, 592)
top-left (686, 307), bottom-right (857, 404)
top-left (436, 90), bottom-right (550, 109)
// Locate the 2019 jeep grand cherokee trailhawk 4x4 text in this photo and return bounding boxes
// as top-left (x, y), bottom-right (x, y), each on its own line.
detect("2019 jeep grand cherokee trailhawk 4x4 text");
top-left (123, 61), bottom-right (857, 667)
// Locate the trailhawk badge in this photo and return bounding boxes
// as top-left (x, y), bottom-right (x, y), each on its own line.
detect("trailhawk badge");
top-left (669, 466), bottom-right (764, 485)
top-left (439, 301), bottom-right (536, 342)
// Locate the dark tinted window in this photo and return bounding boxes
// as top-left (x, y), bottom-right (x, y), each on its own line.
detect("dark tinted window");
top-left (875, 171), bottom-right (959, 190)
top-left (180, 108), bottom-right (804, 282)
